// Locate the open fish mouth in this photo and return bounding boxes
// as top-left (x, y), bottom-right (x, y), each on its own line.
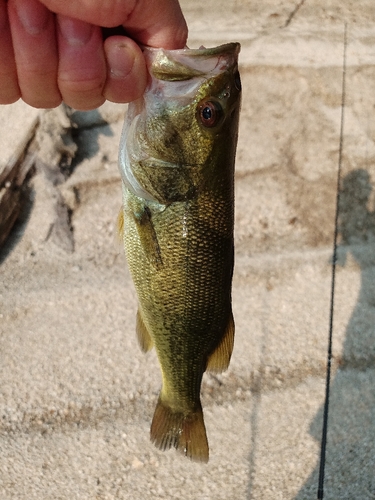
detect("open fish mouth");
top-left (145, 42), bottom-right (241, 81)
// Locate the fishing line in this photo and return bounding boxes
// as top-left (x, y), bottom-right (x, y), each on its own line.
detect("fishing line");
top-left (317, 22), bottom-right (347, 500)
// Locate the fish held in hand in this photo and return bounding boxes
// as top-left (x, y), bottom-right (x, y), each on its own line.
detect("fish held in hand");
top-left (119, 43), bottom-right (241, 462)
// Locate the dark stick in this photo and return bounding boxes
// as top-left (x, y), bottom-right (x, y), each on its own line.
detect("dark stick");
top-left (317, 23), bottom-right (348, 500)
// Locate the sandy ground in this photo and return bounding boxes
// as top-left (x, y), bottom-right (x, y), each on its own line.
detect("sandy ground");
top-left (1, 1), bottom-right (375, 499)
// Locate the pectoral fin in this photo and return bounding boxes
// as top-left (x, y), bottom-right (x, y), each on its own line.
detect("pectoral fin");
top-left (132, 204), bottom-right (163, 270)
top-left (206, 312), bottom-right (235, 373)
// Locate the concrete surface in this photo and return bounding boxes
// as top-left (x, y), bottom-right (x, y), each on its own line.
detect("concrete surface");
top-left (1, 1), bottom-right (375, 498)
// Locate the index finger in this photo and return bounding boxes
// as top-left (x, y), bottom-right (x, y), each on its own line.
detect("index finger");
top-left (38, 0), bottom-right (188, 49)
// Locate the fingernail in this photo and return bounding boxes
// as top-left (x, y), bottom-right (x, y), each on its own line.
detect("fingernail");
top-left (107, 42), bottom-right (135, 79)
top-left (15, 0), bottom-right (49, 35)
top-left (58, 15), bottom-right (93, 46)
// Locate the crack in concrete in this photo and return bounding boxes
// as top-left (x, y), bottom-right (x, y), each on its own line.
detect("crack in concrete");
top-left (283, 0), bottom-right (306, 28)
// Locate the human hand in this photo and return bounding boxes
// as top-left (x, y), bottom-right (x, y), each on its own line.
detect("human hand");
top-left (1, 0), bottom-right (187, 110)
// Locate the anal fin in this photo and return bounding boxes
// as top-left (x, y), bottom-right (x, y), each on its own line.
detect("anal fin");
top-left (206, 311), bottom-right (235, 373)
top-left (136, 309), bottom-right (153, 352)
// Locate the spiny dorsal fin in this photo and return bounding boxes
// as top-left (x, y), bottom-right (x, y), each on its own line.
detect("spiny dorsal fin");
top-left (206, 312), bottom-right (235, 373)
top-left (136, 309), bottom-right (153, 352)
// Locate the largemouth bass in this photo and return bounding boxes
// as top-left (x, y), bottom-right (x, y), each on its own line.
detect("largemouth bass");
top-left (119, 42), bottom-right (241, 462)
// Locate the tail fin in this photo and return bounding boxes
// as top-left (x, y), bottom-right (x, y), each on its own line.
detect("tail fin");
top-left (150, 397), bottom-right (209, 463)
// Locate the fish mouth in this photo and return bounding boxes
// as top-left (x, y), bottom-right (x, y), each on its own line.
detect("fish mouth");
top-left (144, 42), bottom-right (240, 57)
top-left (143, 43), bottom-right (241, 82)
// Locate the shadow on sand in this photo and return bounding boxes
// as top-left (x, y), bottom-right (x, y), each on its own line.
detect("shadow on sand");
top-left (295, 169), bottom-right (375, 499)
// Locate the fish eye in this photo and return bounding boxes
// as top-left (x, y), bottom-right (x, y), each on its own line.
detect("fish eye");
top-left (234, 71), bottom-right (241, 92)
top-left (197, 100), bottom-right (223, 128)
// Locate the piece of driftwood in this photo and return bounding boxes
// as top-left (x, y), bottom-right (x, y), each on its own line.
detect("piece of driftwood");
top-left (0, 102), bottom-right (40, 248)
top-left (0, 151), bottom-right (36, 248)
